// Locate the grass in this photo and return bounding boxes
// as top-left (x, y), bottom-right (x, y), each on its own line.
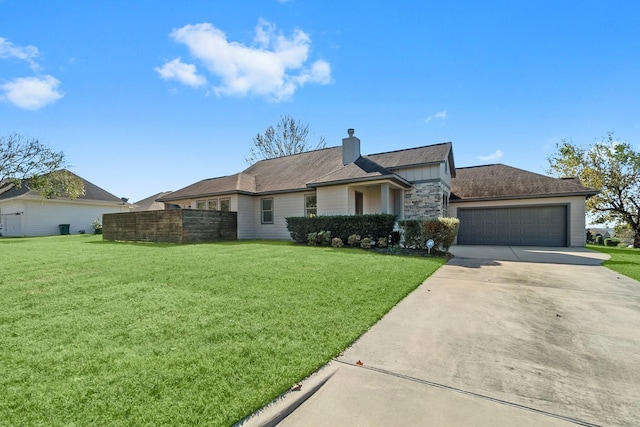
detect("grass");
top-left (0, 235), bottom-right (445, 426)
top-left (587, 244), bottom-right (640, 281)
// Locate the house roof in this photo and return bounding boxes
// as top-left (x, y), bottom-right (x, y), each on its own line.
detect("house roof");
top-left (0, 170), bottom-right (125, 204)
top-left (133, 191), bottom-right (174, 211)
top-left (308, 156), bottom-right (412, 188)
top-left (366, 142), bottom-right (456, 176)
top-left (450, 164), bottom-right (599, 201)
top-left (159, 142), bottom-right (454, 202)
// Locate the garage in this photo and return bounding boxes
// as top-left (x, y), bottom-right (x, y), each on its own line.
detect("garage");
top-left (457, 205), bottom-right (567, 246)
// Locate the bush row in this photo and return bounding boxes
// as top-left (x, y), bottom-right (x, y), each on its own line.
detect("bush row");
top-left (287, 214), bottom-right (460, 252)
top-left (397, 217), bottom-right (460, 251)
top-left (286, 214), bottom-right (397, 244)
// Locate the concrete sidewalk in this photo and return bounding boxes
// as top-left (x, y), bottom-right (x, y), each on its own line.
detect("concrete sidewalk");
top-left (241, 246), bottom-right (640, 427)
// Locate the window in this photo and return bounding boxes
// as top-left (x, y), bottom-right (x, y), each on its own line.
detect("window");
top-left (207, 199), bottom-right (218, 210)
top-left (305, 194), bottom-right (317, 217)
top-left (442, 193), bottom-right (449, 216)
top-left (261, 198), bottom-right (274, 224)
top-left (355, 191), bottom-right (363, 215)
top-left (196, 200), bottom-right (206, 210)
top-left (220, 198), bottom-right (230, 212)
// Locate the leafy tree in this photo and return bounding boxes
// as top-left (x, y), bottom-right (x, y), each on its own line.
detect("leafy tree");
top-left (0, 133), bottom-right (84, 198)
top-left (245, 115), bottom-right (326, 164)
top-left (547, 132), bottom-right (640, 247)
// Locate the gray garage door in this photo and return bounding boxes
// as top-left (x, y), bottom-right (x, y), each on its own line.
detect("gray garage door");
top-left (458, 206), bottom-right (567, 246)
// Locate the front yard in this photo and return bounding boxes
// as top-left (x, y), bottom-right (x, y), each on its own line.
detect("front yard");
top-left (0, 236), bottom-right (445, 426)
top-left (588, 244), bottom-right (640, 281)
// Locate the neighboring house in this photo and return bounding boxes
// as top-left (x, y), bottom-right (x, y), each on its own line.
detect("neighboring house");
top-left (0, 171), bottom-right (132, 237)
top-left (157, 129), bottom-right (597, 247)
top-left (133, 191), bottom-right (173, 211)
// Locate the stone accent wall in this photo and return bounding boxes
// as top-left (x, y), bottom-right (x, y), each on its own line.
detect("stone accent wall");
top-left (103, 209), bottom-right (237, 243)
top-left (404, 182), bottom-right (444, 219)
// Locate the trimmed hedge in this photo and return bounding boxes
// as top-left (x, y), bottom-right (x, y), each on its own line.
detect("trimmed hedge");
top-left (604, 238), bottom-right (620, 247)
top-left (286, 214), bottom-right (397, 244)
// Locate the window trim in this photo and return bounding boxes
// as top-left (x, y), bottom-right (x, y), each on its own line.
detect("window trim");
top-left (261, 197), bottom-right (274, 224)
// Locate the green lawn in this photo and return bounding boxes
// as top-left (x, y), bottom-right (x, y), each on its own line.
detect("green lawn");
top-left (588, 244), bottom-right (640, 281)
top-left (0, 235), bottom-right (445, 426)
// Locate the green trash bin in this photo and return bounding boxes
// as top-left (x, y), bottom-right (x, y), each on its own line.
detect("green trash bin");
top-left (59, 224), bottom-right (70, 235)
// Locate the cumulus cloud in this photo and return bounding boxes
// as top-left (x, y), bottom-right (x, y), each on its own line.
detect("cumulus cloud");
top-left (0, 76), bottom-right (64, 110)
top-left (0, 37), bottom-right (40, 70)
top-left (0, 37), bottom-right (64, 109)
top-left (479, 150), bottom-right (504, 161)
top-left (425, 110), bottom-right (447, 122)
top-left (157, 19), bottom-right (332, 101)
top-left (155, 58), bottom-right (207, 87)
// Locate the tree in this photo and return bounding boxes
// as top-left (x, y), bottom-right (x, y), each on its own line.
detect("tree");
top-left (547, 132), bottom-right (640, 247)
top-left (0, 133), bottom-right (84, 199)
top-left (245, 115), bottom-right (326, 164)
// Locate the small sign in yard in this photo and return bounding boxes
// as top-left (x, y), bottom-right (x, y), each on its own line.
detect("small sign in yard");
top-left (426, 239), bottom-right (435, 254)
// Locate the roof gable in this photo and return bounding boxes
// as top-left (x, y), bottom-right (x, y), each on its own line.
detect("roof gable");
top-left (0, 170), bottom-right (124, 204)
top-left (365, 142), bottom-right (455, 175)
top-left (451, 164), bottom-right (598, 200)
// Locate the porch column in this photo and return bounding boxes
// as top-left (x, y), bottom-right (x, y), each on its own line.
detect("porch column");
top-left (380, 183), bottom-right (390, 214)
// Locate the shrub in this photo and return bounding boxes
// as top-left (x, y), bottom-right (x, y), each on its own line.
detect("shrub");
top-left (331, 237), bottom-right (344, 248)
top-left (347, 234), bottom-right (361, 246)
top-left (360, 237), bottom-right (372, 249)
top-left (286, 214), bottom-right (396, 244)
top-left (308, 230), bottom-right (332, 246)
top-left (397, 217), bottom-right (460, 251)
top-left (317, 230), bottom-right (332, 246)
top-left (307, 232), bottom-right (318, 246)
top-left (604, 238), bottom-right (620, 247)
top-left (377, 237), bottom-right (388, 248)
top-left (397, 220), bottom-right (425, 248)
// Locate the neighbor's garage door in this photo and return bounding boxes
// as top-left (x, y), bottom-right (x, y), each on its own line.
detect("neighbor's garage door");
top-left (457, 206), bottom-right (567, 246)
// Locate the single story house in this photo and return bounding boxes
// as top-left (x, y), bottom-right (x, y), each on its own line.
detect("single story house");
top-left (157, 129), bottom-right (597, 247)
top-left (0, 171), bottom-right (133, 237)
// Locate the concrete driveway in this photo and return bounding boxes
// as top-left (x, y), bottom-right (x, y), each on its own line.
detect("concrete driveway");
top-left (244, 246), bottom-right (640, 427)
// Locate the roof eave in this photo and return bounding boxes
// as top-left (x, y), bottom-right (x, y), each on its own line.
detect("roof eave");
top-left (449, 191), bottom-right (599, 203)
top-left (307, 174), bottom-right (412, 189)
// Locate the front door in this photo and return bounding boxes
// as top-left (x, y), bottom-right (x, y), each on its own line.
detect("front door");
top-left (355, 191), bottom-right (363, 215)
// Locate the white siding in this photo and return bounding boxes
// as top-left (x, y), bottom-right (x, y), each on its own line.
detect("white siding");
top-left (450, 196), bottom-right (588, 247)
top-left (252, 193), bottom-right (306, 240)
top-left (236, 195), bottom-right (256, 240)
top-left (318, 186), bottom-right (349, 216)
top-left (0, 198), bottom-right (130, 237)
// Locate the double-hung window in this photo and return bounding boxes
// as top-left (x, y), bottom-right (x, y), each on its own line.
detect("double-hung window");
top-left (305, 194), bottom-right (317, 217)
top-left (261, 198), bottom-right (274, 224)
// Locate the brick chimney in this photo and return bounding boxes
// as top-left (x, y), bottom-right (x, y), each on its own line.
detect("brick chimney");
top-left (342, 128), bottom-right (361, 165)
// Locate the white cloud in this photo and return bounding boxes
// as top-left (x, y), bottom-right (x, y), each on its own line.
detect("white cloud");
top-left (425, 110), bottom-right (447, 123)
top-left (0, 37), bottom-right (40, 70)
top-left (0, 75), bottom-right (64, 110)
top-left (479, 150), bottom-right (504, 161)
top-left (157, 19), bottom-right (332, 101)
top-left (155, 58), bottom-right (207, 87)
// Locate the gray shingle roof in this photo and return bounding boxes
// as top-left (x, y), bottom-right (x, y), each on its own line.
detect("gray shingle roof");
top-left (451, 164), bottom-right (598, 201)
top-left (159, 142), bottom-right (454, 201)
top-left (0, 170), bottom-right (124, 203)
top-left (366, 142), bottom-right (455, 175)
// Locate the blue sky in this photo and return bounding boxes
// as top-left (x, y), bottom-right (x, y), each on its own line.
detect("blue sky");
top-left (1, 0), bottom-right (639, 203)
